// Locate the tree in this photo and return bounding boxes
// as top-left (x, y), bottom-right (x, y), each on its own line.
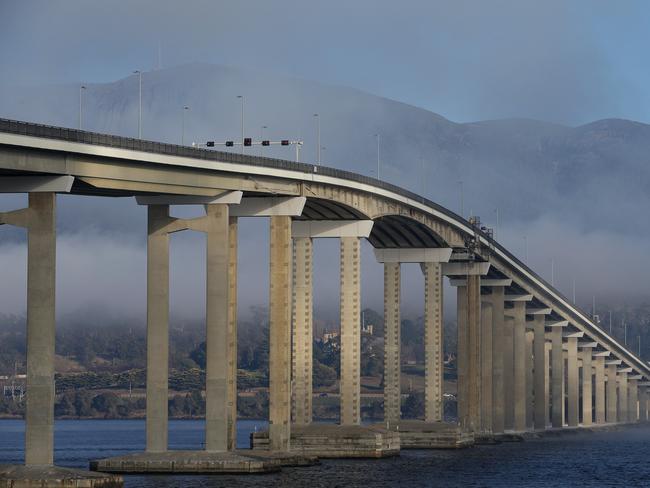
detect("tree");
top-left (313, 361), bottom-right (337, 388)
top-left (401, 391), bottom-right (425, 419)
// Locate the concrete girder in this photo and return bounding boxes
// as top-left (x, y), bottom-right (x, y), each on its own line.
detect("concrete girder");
top-left (292, 220), bottom-right (373, 238)
top-left (606, 359), bottom-right (623, 366)
top-left (374, 247), bottom-right (452, 263)
top-left (450, 278), bottom-right (511, 287)
top-left (593, 351), bottom-right (611, 357)
top-left (230, 197), bottom-right (306, 217)
top-left (0, 175), bottom-right (74, 193)
top-left (618, 367), bottom-right (633, 374)
top-left (442, 261), bottom-right (490, 276)
top-left (579, 342), bottom-right (598, 348)
top-left (135, 191), bottom-right (243, 206)
top-left (505, 294), bottom-right (534, 301)
top-left (563, 331), bottom-right (585, 339)
top-left (526, 307), bottom-right (552, 315)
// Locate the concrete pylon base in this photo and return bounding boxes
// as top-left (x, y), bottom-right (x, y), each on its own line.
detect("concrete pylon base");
top-left (376, 420), bottom-right (474, 449)
top-left (89, 451), bottom-right (303, 474)
top-left (0, 464), bottom-right (122, 488)
top-left (250, 424), bottom-right (400, 458)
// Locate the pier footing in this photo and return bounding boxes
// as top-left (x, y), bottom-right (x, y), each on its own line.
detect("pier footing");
top-left (251, 424), bottom-right (400, 458)
top-left (374, 421), bottom-right (474, 449)
top-left (0, 465), bottom-right (122, 488)
top-left (88, 450), bottom-right (315, 474)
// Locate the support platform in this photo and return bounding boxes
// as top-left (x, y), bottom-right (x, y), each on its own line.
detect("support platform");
top-left (251, 424), bottom-right (400, 458)
top-left (89, 450), bottom-right (317, 474)
top-left (0, 465), bottom-right (122, 488)
top-left (372, 420), bottom-right (474, 449)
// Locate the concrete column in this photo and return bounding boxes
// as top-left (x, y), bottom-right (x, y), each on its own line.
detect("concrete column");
top-left (227, 216), bottom-right (238, 449)
top-left (480, 301), bottom-right (493, 433)
top-left (291, 237), bottom-right (313, 425)
top-left (551, 327), bottom-right (564, 428)
top-left (491, 287), bottom-right (505, 434)
top-left (340, 237), bottom-right (361, 425)
top-left (594, 356), bottom-right (606, 424)
top-left (456, 285), bottom-right (468, 427)
top-left (580, 348), bottom-right (593, 426)
top-left (269, 215), bottom-right (292, 451)
top-left (512, 302), bottom-right (526, 432)
top-left (424, 262), bottom-right (444, 423)
top-left (566, 337), bottom-right (579, 427)
top-left (533, 315), bottom-right (547, 431)
top-left (383, 262), bottom-right (401, 423)
top-left (503, 314), bottom-right (515, 430)
top-left (618, 371), bottom-right (628, 423)
top-left (146, 205), bottom-right (170, 453)
top-left (24, 193), bottom-right (56, 466)
top-left (628, 378), bottom-right (638, 423)
top-left (606, 364), bottom-right (618, 423)
top-left (545, 342), bottom-right (551, 427)
top-left (205, 204), bottom-right (230, 452)
top-left (466, 275), bottom-right (481, 432)
top-left (639, 386), bottom-right (648, 422)
top-left (525, 330), bottom-right (534, 430)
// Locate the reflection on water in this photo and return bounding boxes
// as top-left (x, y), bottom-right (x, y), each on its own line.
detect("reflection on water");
top-left (1, 419), bottom-right (649, 487)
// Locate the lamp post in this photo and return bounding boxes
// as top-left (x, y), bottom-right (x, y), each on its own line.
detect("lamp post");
top-left (237, 95), bottom-right (244, 154)
top-left (375, 133), bottom-right (380, 179)
top-left (260, 125), bottom-right (268, 156)
top-left (181, 106), bottom-right (189, 145)
top-left (78, 85), bottom-right (86, 130)
top-left (133, 70), bottom-right (142, 139)
top-left (314, 113), bottom-right (321, 165)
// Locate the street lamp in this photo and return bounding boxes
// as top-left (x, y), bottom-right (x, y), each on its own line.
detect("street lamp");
top-left (260, 125), bottom-right (268, 155)
top-left (237, 95), bottom-right (244, 154)
top-left (181, 106), bottom-right (189, 145)
top-left (313, 114), bottom-right (321, 165)
top-left (78, 85), bottom-right (86, 130)
top-left (133, 70), bottom-right (142, 139)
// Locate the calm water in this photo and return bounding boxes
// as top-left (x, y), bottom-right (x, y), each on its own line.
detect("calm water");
top-left (1, 419), bottom-right (649, 487)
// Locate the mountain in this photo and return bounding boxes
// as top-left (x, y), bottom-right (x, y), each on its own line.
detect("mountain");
top-left (1, 62), bottom-right (649, 309)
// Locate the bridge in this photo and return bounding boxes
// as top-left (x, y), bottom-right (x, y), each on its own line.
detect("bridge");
top-left (0, 118), bottom-right (648, 486)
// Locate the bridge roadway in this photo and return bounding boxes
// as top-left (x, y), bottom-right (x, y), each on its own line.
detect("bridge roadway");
top-left (0, 118), bottom-right (649, 485)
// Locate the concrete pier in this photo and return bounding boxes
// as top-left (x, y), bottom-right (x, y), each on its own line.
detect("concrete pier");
top-left (146, 205), bottom-right (170, 453)
top-left (384, 262), bottom-right (401, 423)
top-left (205, 204), bottom-right (230, 452)
top-left (639, 386), bottom-right (648, 422)
top-left (511, 302), bottom-right (526, 432)
top-left (618, 370), bottom-right (628, 423)
top-left (551, 327), bottom-right (564, 428)
top-left (628, 378), bottom-right (638, 422)
top-left (480, 301), bottom-right (493, 433)
top-left (456, 285), bottom-right (468, 427)
top-left (580, 346), bottom-right (593, 426)
top-left (491, 287), bottom-right (506, 433)
top-left (466, 275), bottom-right (481, 432)
top-left (533, 315), bottom-right (547, 430)
top-left (269, 215), bottom-right (292, 450)
top-left (606, 363), bottom-right (618, 423)
top-left (525, 330), bottom-right (534, 430)
top-left (228, 216), bottom-right (239, 449)
top-left (340, 236), bottom-right (361, 425)
top-left (566, 336), bottom-right (579, 427)
top-left (503, 313), bottom-right (515, 430)
top-left (291, 236), bottom-right (313, 425)
top-left (423, 262), bottom-right (444, 423)
top-left (594, 354), bottom-right (606, 424)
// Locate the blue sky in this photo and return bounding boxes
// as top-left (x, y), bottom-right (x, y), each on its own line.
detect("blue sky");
top-left (1, 0), bottom-right (649, 125)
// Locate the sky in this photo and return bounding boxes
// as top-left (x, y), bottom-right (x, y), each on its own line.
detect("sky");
top-left (1, 1), bottom-right (650, 325)
top-left (1, 0), bottom-right (650, 126)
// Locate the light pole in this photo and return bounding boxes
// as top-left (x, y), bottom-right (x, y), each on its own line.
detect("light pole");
top-left (260, 125), bottom-right (268, 156)
top-left (314, 114), bottom-right (321, 165)
top-left (375, 133), bottom-right (380, 179)
top-left (133, 70), bottom-right (142, 139)
top-left (237, 95), bottom-right (244, 154)
top-left (181, 106), bottom-right (189, 145)
top-left (551, 258), bottom-right (555, 286)
top-left (78, 85), bottom-right (86, 130)
top-left (494, 207), bottom-right (500, 241)
top-left (457, 180), bottom-right (464, 218)
top-left (523, 235), bottom-right (528, 262)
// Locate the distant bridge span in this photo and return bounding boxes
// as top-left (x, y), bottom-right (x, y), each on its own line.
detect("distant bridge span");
top-left (0, 118), bottom-right (647, 481)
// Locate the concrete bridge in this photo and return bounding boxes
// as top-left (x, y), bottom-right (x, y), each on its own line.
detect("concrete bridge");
top-left (0, 118), bottom-right (648, 486)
